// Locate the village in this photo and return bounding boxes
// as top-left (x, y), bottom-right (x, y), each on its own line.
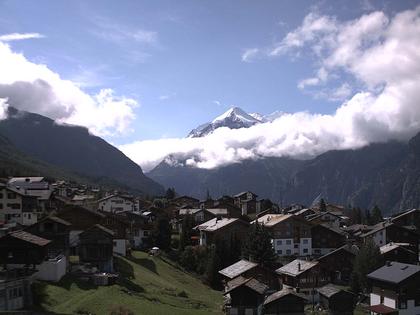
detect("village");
top-left (0, 176), bottom-right (419, 315)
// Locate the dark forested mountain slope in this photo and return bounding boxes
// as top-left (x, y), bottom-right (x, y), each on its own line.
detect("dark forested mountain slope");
top-left (0, 107), bottom-right (163, 196)
top-left (148, 136), bottom-right (420, 213)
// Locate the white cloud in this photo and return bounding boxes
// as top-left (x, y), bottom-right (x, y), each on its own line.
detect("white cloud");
top-left (0, 98), bottom-right (7, 119)
top-left (241, 48), bottom-right (260, 62)
top-left (0, 42), bottom-right (137, 136)
top-left (91, 16), bottom-right (157, 45)
top-left (0, 33), bottom-right (44, 42)
top-left (121, 6), bottom-right (420, 172)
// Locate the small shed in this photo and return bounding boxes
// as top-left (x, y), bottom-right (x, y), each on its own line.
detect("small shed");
top-left (318, 284), bottom-right (356, 315)
top-left (263, 288), bottom-right (307, 315)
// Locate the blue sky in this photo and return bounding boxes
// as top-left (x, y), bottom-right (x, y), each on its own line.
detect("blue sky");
top-left (0, 0), bottom-right (420, 170)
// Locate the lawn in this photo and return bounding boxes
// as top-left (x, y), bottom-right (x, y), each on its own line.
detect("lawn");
top-left (33, 251), bottom-right (223, 315)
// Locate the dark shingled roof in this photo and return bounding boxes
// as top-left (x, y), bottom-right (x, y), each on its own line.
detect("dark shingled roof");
top-left (45, 216), bottom-right (72, 226)
top-left (276, 259), bottom-right (318, 277)
top-left (367, 261), bottom-right (420, 284)
top-left (218, 259), bottom-right (258, 279)
top-left (317, 284), bottom-right (355, 298)
top-left (10, 231), bottom-right (51, 246)
top-left (224, 276), bottom-right (268, 295)
top-left (264, 288), bottom-right (307, 305)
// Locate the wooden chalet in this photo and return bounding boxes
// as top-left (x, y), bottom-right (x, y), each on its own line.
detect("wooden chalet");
top-left (263, 288), bottom-right (307, 315)
top-left (78, 224), bottom-right (114, 272)
top-left (311, 224), bottom-right (347, 257)
top-left (318, 284), bottom-right (356, 315)
top-left (224, 276), bottom-right (268, 315)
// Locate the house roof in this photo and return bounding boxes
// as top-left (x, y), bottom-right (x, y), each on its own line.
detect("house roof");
top-left (195, 217), bottom-right (246, 232)
top-left (360, 221), bottom-right (393, 238)
top-left (205, 208), bottom-right (228, 216)
top-left (42, 216), bottom-right (72, 226)
top-left (98, 194), bottom-right (133, 203)
top-left (379, 243), bottom-right (413, 255)
top-left (218, 259), bottom-right (258, 279)
top-left (314, 223), bottom-right (348, 236)
top-left (276, 259), bottom-right (318, 277)
top-left (264, 288), bottom-right (307, 305)
top-left (224, 276), bottom-right (268, 295)
top-left (367, 261), bottom-right (420, 284)
top-left (81, 224), bottom-right (114, 236)
top-left (8, 177), bottom-right (45, 183)
top-left (317, 284), bottom-right (355, 298)
top-left (10, 231), bottom-right (51, 246)
top-left (368, 304), bottom-right (398, 314)
top-left (307, 211), bottom-right (343, 222)
top-left (391, 208), bottom-right (419, 222)
top-left (233, 191), bottom-right (257, 198)
top-left (317, 244), bottom-right (359, 261)
top-left (253, 214), bottom-right (293, 227)
top-left (179, 208), bottom-right (202, 216)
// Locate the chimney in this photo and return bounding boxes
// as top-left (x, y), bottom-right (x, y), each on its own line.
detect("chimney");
top-left (298, 262), bottom-right (301, 272)
top-left (386, 261), bottom-right (392, 267)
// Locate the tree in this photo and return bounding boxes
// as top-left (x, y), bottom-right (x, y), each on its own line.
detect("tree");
top-left (371, 205), bottom-right (383, 225)
top-left (242, 220), bottom-right (277, 268)
top-left (319, 198), bottom-right (327, 212)
top-left (350, 239), bottom-right (381, 293)
top-left (206, 189), bottom-right (212, 201)
top-left (364, 209), bottom-right (372, 225)
top-left (351, 207), bottom-right (363, 225)
top-left (205, 245), bottom-right (222, 289)
top-left (179, 214), bottom-right (194, 251)
top-left (152, 215), bottom-right (172, 250)
top-left (165, 187), bottom-right (176, 200)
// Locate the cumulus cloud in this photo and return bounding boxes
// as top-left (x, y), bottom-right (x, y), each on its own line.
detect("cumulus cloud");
top-left (0, 33), bottom-right (44, 42)
top-left (121, 6), bottom-right (420, 171)
top-left (0, 42), bottom-right (137, 136)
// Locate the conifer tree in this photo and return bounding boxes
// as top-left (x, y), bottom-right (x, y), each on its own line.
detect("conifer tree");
top-left (371, 205), bottom-right (383, 225)
top-left (350, 239), bottom-right (381, 293)
top-left (319, 198), bottom-right (327, 212)
top-left (242, 220), bottom-right (277, 267)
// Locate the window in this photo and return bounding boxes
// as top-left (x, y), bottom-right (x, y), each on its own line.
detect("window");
top-left (400, 299), bottom-right (407, 309)
top-left (7, 192), bottom-right (17, 199)
top-left (113, 241), bottom-right (117, 247)
top-left (286, 240), bottom-right (292, 245)
top-left (7, 203), bottom-right (20, 209)
top-left (286, 249), bottom-right (291, 255)
top-left (0, 193), bottom-right (3, 198)
top-left (277, 240), bottom-right (282, 245)
top-left (302, 239), bottom-right (308, 244)
top-left (294, 244), bottom-right (299, 249)
top-left (0, 204), bottom-right (2, 209)
top-left (303, 248), bottom-right (308, 253)
top-left (277, 250), bottom-right (282, 255)
top-left (144, 231), bottom-right (149, 236)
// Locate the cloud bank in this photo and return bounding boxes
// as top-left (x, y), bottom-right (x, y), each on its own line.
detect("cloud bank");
top-left (121, 6), bottom-right (420, 171)
top-left (0, 41), bottom-right (137, 136)
top-left (0, 33), bottom-right (44, 42)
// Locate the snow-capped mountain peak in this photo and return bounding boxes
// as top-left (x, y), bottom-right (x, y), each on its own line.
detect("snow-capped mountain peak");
top-left (187, 106), bottom-right (284, 138)
top-left (212, 107), bottom-right (261, 124)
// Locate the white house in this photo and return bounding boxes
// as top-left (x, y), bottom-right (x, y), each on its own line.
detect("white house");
top-left (254, 214), bottom-right (312, 257)
top-left (368, 261), bottom-right (420, 315)
top-left (98, 194), bottom-right (135, 213)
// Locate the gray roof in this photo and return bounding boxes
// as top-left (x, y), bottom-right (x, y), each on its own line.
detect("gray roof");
top-left (264, 288), bottom-right (307, 305)
top-left (380, 243), bottom-right (413, 255)
top-left (9, 231), bottom-right (51, 246)
top-left (318, 244), bottom-right (359, 261)
top-left (367, 261), bottom-right (420, 284)
top-left (219, 259), bottom-right (258, 279)
top-left (360, 221), bottom-right (393, 238)
top-left (317, 284), bottom-right (355, 298)
top-left (224, 276), bottom-right (268, 295)
top-left (195, 217), bottom-right (246, 232)
top-left (276, 259), bottom-right (318, 277)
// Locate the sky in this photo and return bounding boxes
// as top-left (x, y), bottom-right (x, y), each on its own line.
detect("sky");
top-left (0, 0), bottom-right (420, 171)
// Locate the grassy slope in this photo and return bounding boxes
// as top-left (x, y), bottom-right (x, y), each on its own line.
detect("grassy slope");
top-left (34, 251), bottom-right (223, 315)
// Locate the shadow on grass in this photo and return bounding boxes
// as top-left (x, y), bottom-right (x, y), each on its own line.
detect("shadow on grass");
top-left (127, 256), bottom-right (158, 275)
top-left (114, 256), bottom-right (145, 294)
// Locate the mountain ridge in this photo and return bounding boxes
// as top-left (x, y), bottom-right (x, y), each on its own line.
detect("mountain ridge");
top-left (0, 107), bottom-right (164, 196)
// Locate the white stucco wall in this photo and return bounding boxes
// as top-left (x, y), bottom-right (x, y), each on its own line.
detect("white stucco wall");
top-left (36, 256), bottom-right (67, 282)
top-left (273, 238), bottom-right (312, 256)
top-left (113, 239), bottom-right (127, 256)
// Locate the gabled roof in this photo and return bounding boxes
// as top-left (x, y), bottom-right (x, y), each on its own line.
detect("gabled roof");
top-left (317, 284), bottom-right (355, 298)
top-left (9, 231), bottom-right (51, 246)
top-left (276, 259), bottom-right (318, 277)
top-left (98, 194), bottom-right (133, 203)
top-left (313, 223), bottom-right (348, 236)
top-left (360, 221), bottom-right (414, 238)
top-left (233, 191), bottom-right (257, 198)
top-left (224, 276), bottom-right (268, 295)
top-left (41, 216), bottom-right (72, 226)
top-left (8, 177), bottom-right (45, 183)
top-left (317, 244), bottom-right (359, 261)
top-left (218, 259), bottom-right (258, 279)
top-left (264, 288), bottom-right (307, 305)
top-left (253, 214), bottom-right (294, 227)
top-left (195, 217), bottom-right (247, 232)
top-left (379, 242), bottom-right (414, 255)
top-left (367, 261), bottom-right (420, 284)
top-left (81, 224), bottom-right (114, 236)
top-left (307, 211), bottom-right (343, 222)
